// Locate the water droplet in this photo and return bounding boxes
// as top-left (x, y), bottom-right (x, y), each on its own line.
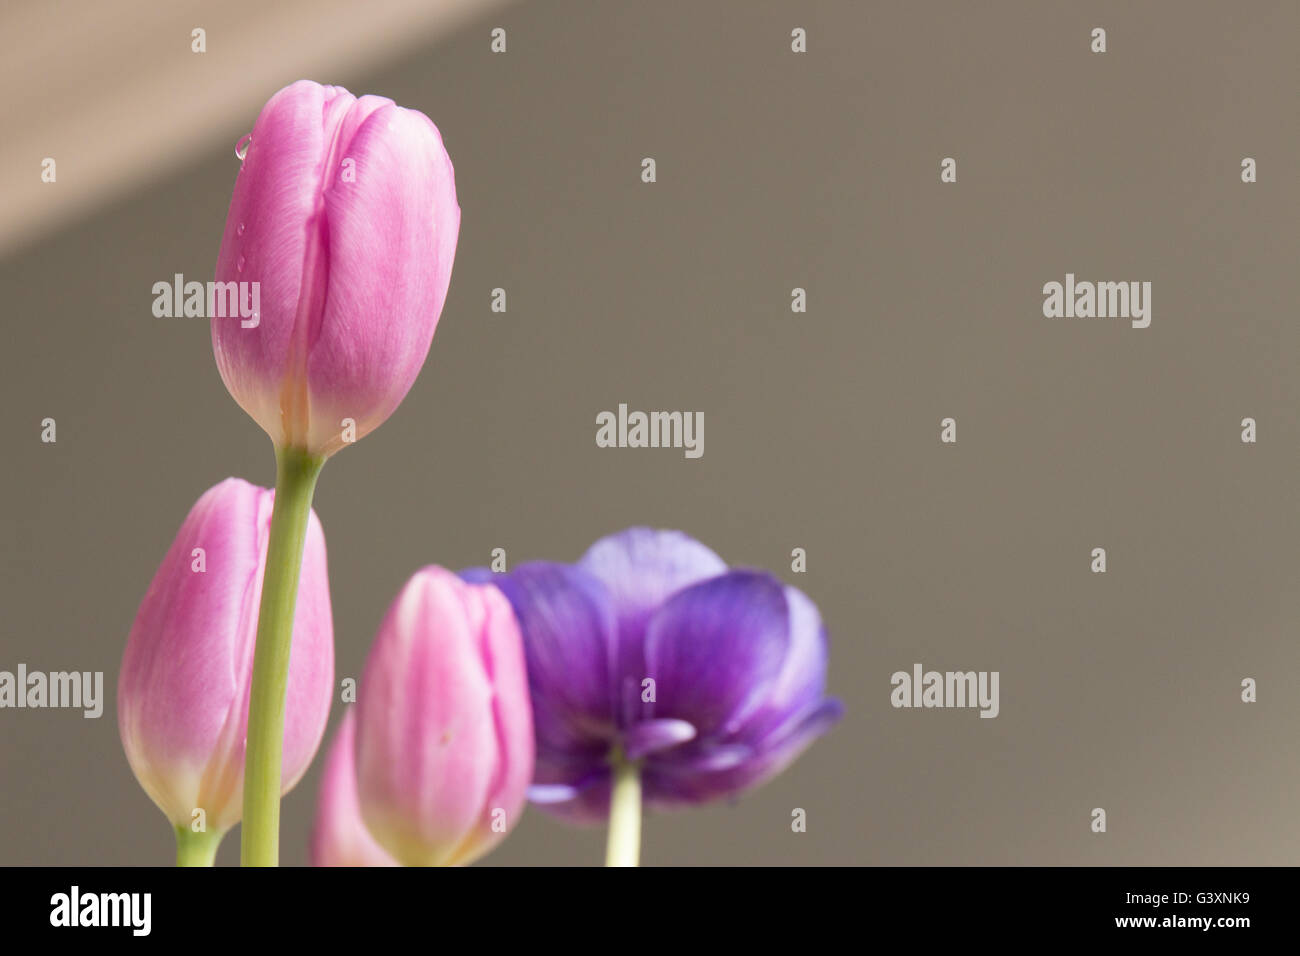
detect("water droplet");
top-left (234, 133), bottom-right (252, 161)
top-left (236, 254), bottom-right (245, 272)
top-left (236, 222), bottom-right (245, 237)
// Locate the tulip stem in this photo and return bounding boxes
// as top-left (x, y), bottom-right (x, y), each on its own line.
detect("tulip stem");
top-left (240, 445), bottom-right (326, 866)
top-left (175, 826), bottom-right (224, 867)
top-left (605, 752), bottom-right (642, 867)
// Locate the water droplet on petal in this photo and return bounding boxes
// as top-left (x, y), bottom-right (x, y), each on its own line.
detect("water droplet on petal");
top-left (235, 133), bottom-right (252, 161)
top-left (236, 255), bottom-right (245, 272)
top-left (236, 222), bottom-right (245, 237)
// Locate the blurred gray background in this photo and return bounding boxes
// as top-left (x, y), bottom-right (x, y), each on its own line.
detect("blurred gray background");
top-left (2, 0), bottom-right (1298, 865)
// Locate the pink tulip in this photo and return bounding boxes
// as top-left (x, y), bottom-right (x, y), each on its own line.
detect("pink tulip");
top-left (310, 711), bottom-right (398, 867)
top-left (354, 568), bottom-right (534, 866)
top-left (212, 80), bottom-right (460, 458)
top-left (118, 478), bottom-right (334, 835)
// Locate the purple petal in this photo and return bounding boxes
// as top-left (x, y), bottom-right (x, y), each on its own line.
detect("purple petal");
top-left (527, 774), bottom-right (613, 825)
top-left (578, 528), bottom-right (727, 723)
top-left (623, 718), bottom-right (696, 760)
top-left (733, 583), bottom-right (833, 743)
top-left (758, 697), bottom-right (844, 755)
top-left (669, 742), bottom-right (753, 773)
top-left (646, 698), bottom-right (843, 807)
top-left (527, 783), bottom-right (582, 804)
top-left (642, 571), bottom-right (791, 737)
top-left (492, 562), bottom-right (620, 744)
top-left (456, 566), bottom-right (495, 585)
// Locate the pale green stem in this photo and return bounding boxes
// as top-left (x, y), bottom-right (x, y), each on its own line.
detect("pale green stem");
top-left (605, 753), bottom-right (642, 866)
top-left (175, 826), bottom-right (224, 867)
top-left (240, 445), bottom-right (325, 866)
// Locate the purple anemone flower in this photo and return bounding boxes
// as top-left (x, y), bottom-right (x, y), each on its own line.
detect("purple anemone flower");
top-left (462, 528), bottom-right (842, 822)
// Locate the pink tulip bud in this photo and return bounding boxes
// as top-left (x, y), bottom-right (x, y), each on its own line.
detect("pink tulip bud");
top-left (354, 568), bottom-right (534, 866)
top-left (212, 80), bottom-right (461, 457)
top-left (118, 478), bottom-right (334, 835)
top-left (310, 711), bottom-right (398, 867)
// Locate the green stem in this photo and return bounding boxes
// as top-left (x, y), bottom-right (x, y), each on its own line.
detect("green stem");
top-left (605, 752), bottom-right (642, 866)
top-left (175, 826), bottom-right (224, 867)
top-left (240, 445), bottom-right (325, 866)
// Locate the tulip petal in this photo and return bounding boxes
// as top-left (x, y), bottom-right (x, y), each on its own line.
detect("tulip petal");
top-left (449, 582), bottom-right (535, 866)
top-left (310, 712), bottom-right (398, 867)
top-left (212, 81), bottom-right (459, 456)
top-left (118, 478), bottom-right (333, 831)
top-left (213, 82), bottom-right (337, 444)
top-left (354, 568), bottom-right (532, 866)
top-left (356, 570), bottom-right (496, 864)
top-left (119, 480), bottom-right (264, 825)
top-left (307, 103), bottom-right (460, 455)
